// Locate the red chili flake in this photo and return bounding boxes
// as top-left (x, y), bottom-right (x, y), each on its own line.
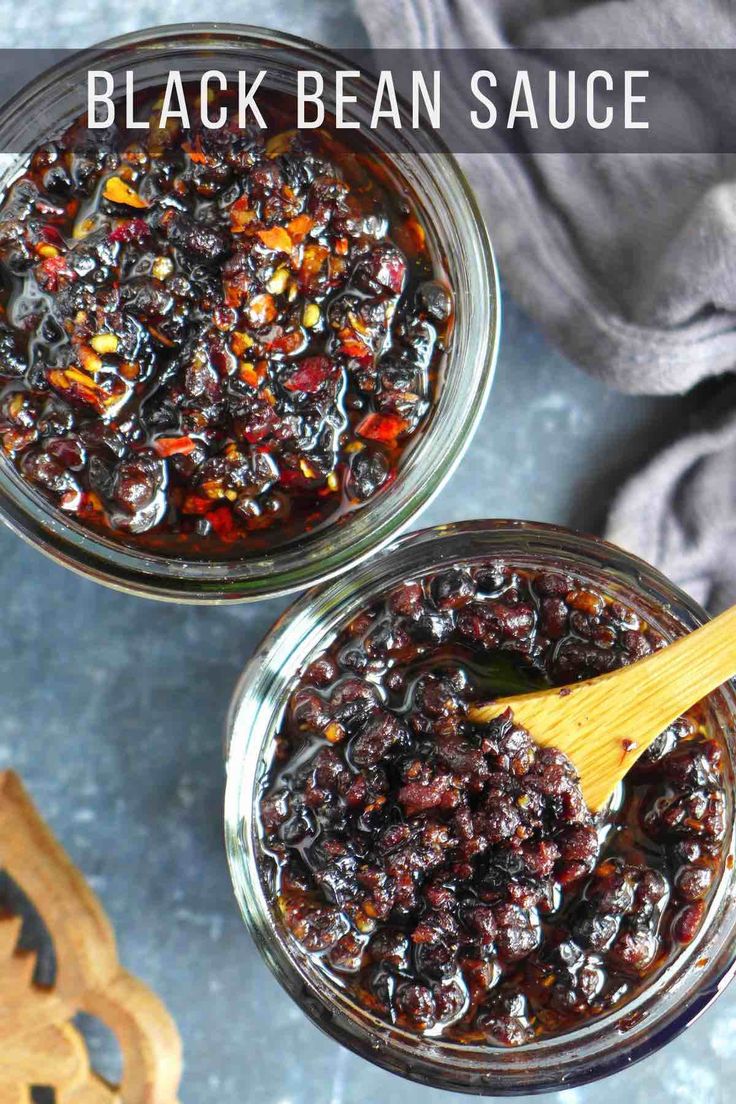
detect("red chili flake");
top-left (153, 436), bottom-right (197, 458)
top-left (108, 218), bottom-right (150, 244)
top-left (238, 363), bottom-right (262, 388)
top-left (278, 467), bottom-right (303, 487)
top-left (298, 244), bottom-right (329, 292)
top-left (340, 336), bottom-right (372, 361)
top-left (246, 293), bottom-right (277, 327)
top-left (283, 356), bottom-right (336, 394)
top-left (224, 271), bottom-right (253, 309)
top-left (206, 505), bottom-right (240, 542)
top-left (231, 331), bottom-right (254, 358)
top-left (257, 226), bottom-right (293, 253)
top-left (36, 254), bottom-right (76, 292)
top-left (1, 426), bottom-right (35, 454)
top-left (41, 225), bottom-right (65, 248)
top-left (183, 138), bottom-right (209, 165)
top-left (182, 495), bottom-right (212, 515)
top-left (286, 214), bottom-right (315, 243)
top-left (103, 176), bottom-right (149, 208)
top-left (230, 197), bottom-right (256, 232)
top-left (355, 412), bottom-right (408, 443)
top-left (262, 328), bottom-right (305, 356)
top-left (77, 491), bottom-right (103, 516)
top-left (239, 400), bottom-right (279, 444)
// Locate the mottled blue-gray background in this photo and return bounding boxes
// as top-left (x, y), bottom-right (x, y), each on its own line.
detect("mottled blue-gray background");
top-left (0, 3), bottom-right (732, 1101)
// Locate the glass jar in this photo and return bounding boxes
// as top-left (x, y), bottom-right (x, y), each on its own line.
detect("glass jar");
top-left (224, 519), bottom-right (736, 1094)
top-left (0, 24), bottom-right (498, 601)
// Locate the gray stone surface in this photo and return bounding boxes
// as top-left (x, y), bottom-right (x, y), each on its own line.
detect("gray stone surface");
top-left (0, 3), bottom-right (733, 1102)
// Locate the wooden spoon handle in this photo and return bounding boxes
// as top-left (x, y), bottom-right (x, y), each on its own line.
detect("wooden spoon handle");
top-left (600, 602), bottom-right (736, 735)
top-left (471, 604), bottom-right (736, 729)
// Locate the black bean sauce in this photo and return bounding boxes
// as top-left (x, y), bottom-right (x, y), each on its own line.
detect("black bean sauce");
top-left (258, 562), bottom-right (728, 1045)
top-left (0, 88), bottom-right (450, 557)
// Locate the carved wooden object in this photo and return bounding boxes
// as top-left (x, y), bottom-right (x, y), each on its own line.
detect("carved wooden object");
top-left (0, 771), bottom-right (182, 1102)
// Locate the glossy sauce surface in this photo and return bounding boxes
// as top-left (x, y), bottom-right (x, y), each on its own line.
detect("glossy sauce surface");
top-left (258, 562), bottom-right (728, 1044)
top-left (0, 89), bottom-right (450, 557)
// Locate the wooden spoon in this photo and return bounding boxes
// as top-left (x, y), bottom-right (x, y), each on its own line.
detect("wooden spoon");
top-left (467, 604), bottom-right (736, 812)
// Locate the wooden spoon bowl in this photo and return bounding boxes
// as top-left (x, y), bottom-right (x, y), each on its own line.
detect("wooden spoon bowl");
top-left (467, 604), bottom-right (736, 810)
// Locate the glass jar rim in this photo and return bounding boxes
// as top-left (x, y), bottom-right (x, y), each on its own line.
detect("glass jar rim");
top-left (224, 518), bottom-right (736, 1094)
top-left (0, 23), bottom-right (499, 602)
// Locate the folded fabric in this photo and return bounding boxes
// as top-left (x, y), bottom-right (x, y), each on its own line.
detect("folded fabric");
top-left (362, 0), bottom-right (736, 610)
top-left (607, 401), bottom-right (736, 614)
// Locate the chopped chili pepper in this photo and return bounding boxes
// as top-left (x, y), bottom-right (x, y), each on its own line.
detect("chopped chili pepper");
top-left (356, 412), bottom-right (408, 442)
top-left (36, 254), bottom-right (75, 292)
top-left (230, 197), bottom-right (256, 232)
top-left (152, 436), bottom-right (197, 458)
top-left (108, 218), bottom-right (150, 243)
top-left (103, 176), bottom-right (149, 208)
top-left (181, 494), bottom-right (212, 515)
top-left (257, 226), bottom-right (293, 253)
top-left (286, 213), bottom-right (315, 242)
top-left (246, 293), bottom-right (277, 327)
top-left (206, 505), bottom-right (240, 541)
top-left (283, 356), bottom-right (336, 394)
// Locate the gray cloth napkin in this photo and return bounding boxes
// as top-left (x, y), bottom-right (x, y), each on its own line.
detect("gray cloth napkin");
top-left (607, 396), bottom-right (736, 613)
top-left (361, 0), bottom-right (736, 611)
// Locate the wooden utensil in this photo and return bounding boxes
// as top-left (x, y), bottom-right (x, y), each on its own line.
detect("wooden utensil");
top-left (467, 603), bottom-right (736, 811)
top-left (0, 770), bottom-right (182, 1103)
